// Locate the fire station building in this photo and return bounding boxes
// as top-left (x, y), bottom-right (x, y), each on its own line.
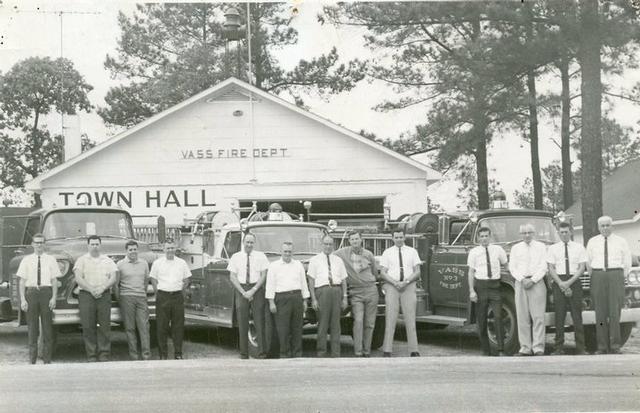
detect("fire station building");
top-left (26, 78), bottom-right (438, 225)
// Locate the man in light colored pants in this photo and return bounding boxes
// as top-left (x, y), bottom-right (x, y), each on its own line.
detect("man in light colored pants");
top-left (509, 223), bottom-right (548, 356)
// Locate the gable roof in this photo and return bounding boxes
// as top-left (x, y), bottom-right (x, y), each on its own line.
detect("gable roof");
top-left (565, 158), bottom-right (640, 228)
top-left (26, 77), bottom-right (432, 191)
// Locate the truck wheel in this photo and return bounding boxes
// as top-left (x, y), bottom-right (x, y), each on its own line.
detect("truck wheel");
top-left (584, 322), bottom-right (634, 353)
top-left (487, 290), bottom-right (519, 355)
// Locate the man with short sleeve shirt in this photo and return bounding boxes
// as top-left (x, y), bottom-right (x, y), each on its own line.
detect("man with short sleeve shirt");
top-left (74, 235), bottom-right (118, 362)
top-left (265, 242), bottom-right (310, 358)
top-left (380, 230), bottom-right (422, 357)
top-left (508, 224), bottom-right (548, 356)
top-left (468, 227), bottom-right (508, 356)
top-left (586, 216), bottom-right (632, 354)
top-left (228, 233), bottom-right (270, 359)
top-left (335, 230), bottom-right (379, 357)
top-left (150, 239), bottom-right (191, 360)
top-left (547, 222), bottom-right (587, 355)
top-left (308, 236), bottom-right (348, 357)
top-left (17, 233), bottom-right (62, 364)
top-left (116, 240), bottom-right (151, 361)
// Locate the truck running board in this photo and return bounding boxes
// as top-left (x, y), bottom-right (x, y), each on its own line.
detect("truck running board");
top-left (416, 315), bottom-right (468, 326)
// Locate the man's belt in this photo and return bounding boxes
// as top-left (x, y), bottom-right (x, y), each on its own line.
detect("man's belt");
top-left (591, 268), bottom-right (623, 271)
top-left (26, 286), bottom-right (51, 290)
top-left (158, 290), bottom-right (182, 295)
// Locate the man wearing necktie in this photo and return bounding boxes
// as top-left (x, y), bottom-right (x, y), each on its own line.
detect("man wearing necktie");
top-left (17, 233), bottom-right (62, 364)
top-left (228, 233), bottom-right (270, 359)
top-left (380, 230), bottom-right (423, 357)
top-left (586, 216), bottom-right (631, 354)
top-left (468, 227), bottom-right (508, 356)
top-left (547, 222), bottom-right (587, 355)
top-left (308, 236), bottom-right (348, 357)
top-left (508, 223), bottom-right (549, 356)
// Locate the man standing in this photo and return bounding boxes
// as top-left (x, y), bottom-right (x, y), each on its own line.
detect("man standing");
top-left (586, 216), bottom-right (631, 354)
top-left (17, 233), bottom-right (62, 364)
top-left (335, 230), bottom-right (379, 357)
top-left (150, 238), bottom-right (191, 360)
top-left (467, 227), bottom-right (508, 356)
top-left (74, 235), bottom-right (118, 362)
top-left (508, 224), bottom-right (548, 356)
top-left (116, 240), bottom-right (151, 361)
top-left (308, 235), bottom-right (348, 357)
top-left (228, 233), bottom-right (270, 359)
top-left (380, 230), bottom-right (422, 357)
top-left (547, 222), bottom-right (587, 355)
top-left (265, 242), bottom-right (310, 358)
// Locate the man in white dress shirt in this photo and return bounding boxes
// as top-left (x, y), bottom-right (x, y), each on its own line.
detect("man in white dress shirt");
top-left (468, 227), bottom-right (508, 356)
top-left (380, 230), bottom-right (422, 357)
top-left (547, 222), bottom-right (587, 355)
top-left (586, 216), bottom-right (631, 354)
top-left (150, 238), bottom-right (192, 360)
top-left (508, 223), bottom-right (548, 356)
top-left (228, 233), bottom-right (270, 359)
top-left (266, 242), bottom-right (310, 358)
top-left (308, 235), bottom-right (348, 357)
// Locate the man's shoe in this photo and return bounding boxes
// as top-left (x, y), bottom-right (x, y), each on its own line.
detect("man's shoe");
top-left (497, 351), bottom-right (506, 357)
top-left (382, 352), bottom-right (392, 358)
top-left (87, 357), bottom-right (98, 363)
top-left (574, 350), bottom-right (586, 356)
top-left (513, 352), bottom-right (530, 357)
top-left (354, 352), bottom-right (363, 357)
top-left (594, 350), bottom-right (607, 355)
top-left (551, 348), bottom-right (564, 356)
top-left (362, 353), bottom-right (370, 358)
top-left (159, 355), bottom-right (168, 360)
top-left (30, 360), bottom-right (36, 365)
top-left (174, 355), bottom-right (183, 360)
top-left (316, 352), bottom-right (328, 358)
top-left (255, 354), bottom-right (267, 359)
top-left (240, 354), bottom-right (249, 360)
top-left (610, 348), bottom-right (622, 354)
top-left (410, 352), bottom-right (420, 357)
top-left (533, 351), bottom-right (544, 356)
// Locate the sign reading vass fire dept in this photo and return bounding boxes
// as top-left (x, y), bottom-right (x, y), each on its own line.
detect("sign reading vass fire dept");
top-left (181, 147), bottom-right (288, 159)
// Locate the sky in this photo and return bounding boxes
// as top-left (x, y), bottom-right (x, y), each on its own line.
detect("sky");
top-left (1, 0), bottom-right (639, 211)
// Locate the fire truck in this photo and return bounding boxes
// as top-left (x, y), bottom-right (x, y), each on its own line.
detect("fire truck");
top-left (1, 206), bottom-right (163, 342)
top-left (358, 195), bottom-right (640, 354)
top-left (179, 204), bottom-right (386, 356)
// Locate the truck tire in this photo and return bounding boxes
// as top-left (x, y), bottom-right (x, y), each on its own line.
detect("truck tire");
top-left (584, 322), bottom-right (634, 353)
top-left (486, 290), bottom-right (519, 355)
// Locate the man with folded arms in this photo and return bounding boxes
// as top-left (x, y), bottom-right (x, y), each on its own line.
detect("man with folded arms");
top-left (308, 235), bottom-right (348, 357)
top-left (586, 216), bottom-right (631, 354)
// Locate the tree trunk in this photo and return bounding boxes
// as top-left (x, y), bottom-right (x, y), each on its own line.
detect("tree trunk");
top-left (578, 0), bottom-right (603, 244)
top-left (558, 56), bottom-right (574, 210)
top-left (526, 69), bottom-right (543, 210)
top-left (475, 134), bottom-right (490, 210)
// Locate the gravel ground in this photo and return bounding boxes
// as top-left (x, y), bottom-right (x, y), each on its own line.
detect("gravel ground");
top-left (0, 322), bottom-right (638, 365)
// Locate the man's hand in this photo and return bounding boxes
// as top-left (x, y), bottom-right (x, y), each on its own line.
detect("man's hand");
top-left (523, 278), bottom-right (534, 289)
top-left (20, 300), bottom-right (28, 312)
top-left (269, 302), bottom-right (277, 314)
top-left (469, 291), bottom-right (478, 303)
top-left (341, 296), bottom-right (348, 310)
top-left (242, 290), bottom-right (254, 301)
top-left (302, 300), bottom-right (308, 313)
top-left (563, 288), bottom-right (573, 297)
top-left (49, 297), bottom-right (56, 310)
top-left (311, 298), bottom-right (319, 311)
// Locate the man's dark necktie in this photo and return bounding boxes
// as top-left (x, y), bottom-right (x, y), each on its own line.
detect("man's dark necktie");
top-left (604, 237), bottom-right (609, 270)
top-left (398, 247), bottom-right (404, 282)
top-left (246, 252), bottom-right (251, 284)
top-left (564, 242), bottom-right (570, 276)
top-left (37, 255), bottom-right (41, 287)
top-left (485, 246), bottom-right (492, 279)
top-left (326, 254), bottom-right (334, 285)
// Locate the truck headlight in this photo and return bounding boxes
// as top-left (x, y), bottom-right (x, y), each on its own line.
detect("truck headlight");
top-left (57, 260), bottom-right (70, 276)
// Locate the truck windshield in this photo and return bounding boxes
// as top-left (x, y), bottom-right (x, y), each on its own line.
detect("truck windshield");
top-left (43, 211), bottom-right (134, 240)
top-left (477, 216), bottom-right (559, 244)
top-left (250, 226), bottom-right (326, 254)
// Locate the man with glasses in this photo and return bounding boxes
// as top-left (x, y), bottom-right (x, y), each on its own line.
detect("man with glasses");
top-left (308, 235), bottom-right (348, 357)
top-left (508, 224), bottom-right (548, 356)
top-left (17, 233), bottom-right (62, 364)
top-left (74, 235), bottom-right (118, 362)
top-left (116, 240), bottom-right (151, 361)
top-left (265, 242), bottom-right (310, 358)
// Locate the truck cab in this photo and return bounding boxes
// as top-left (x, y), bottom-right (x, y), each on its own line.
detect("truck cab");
top-left (4, 206), bottom-right (160, 327)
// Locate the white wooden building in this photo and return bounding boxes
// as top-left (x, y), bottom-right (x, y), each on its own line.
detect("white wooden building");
top-left (26, 78), bottom-right (438, 225)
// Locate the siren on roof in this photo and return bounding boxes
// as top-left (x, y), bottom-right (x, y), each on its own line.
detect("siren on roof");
top-left (491, 191), bottom-right (509, 209)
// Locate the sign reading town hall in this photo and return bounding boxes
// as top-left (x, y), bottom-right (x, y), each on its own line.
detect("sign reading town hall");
top-left (58, 189), bottom-right (216, 209)
top-left (180, 147), bottom-right (288, 159)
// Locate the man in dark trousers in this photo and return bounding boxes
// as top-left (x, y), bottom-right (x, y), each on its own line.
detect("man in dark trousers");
top-left (228, 233), bottom-right (270, 359)
top-left (467, 227), bottom-right (508, 356)
top-left (586, 216), bottom-right (631, 354)
top-left (150, 238), bottom-right (192, 360)
top-left (265, 242), bottom-right (310, 358)
top-left (17, 233), bottom-right (62, 364)
top-left (547, 222), bottom-right (587, 355)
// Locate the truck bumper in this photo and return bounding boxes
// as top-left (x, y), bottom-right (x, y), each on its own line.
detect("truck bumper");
top-left (544, 307), bottom-right (640, 327)
top-left (53, 306), bottom-right (157, 325)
